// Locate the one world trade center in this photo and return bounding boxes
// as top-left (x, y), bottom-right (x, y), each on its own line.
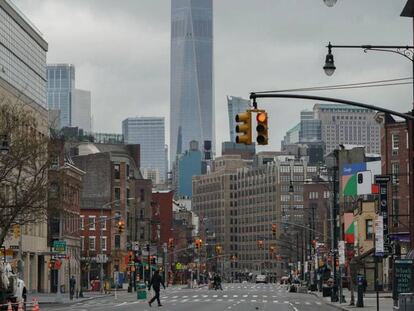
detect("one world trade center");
top-left (170, 0), bottom-right (214, 163)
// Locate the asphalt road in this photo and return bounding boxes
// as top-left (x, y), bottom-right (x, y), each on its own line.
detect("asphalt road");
top-left (42, 283), bottom-right (340, 311)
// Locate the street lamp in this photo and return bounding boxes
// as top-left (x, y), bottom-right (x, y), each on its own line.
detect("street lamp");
top-left (323, 0), bottom-right (337, 7)
top-left (323, 43), bottom-right (336, 76)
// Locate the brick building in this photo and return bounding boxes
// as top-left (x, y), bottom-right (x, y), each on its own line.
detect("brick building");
top-left (378, 114), bottom-right (411, 254)
top-left (72, 143), bottom-right (152, 287)
top-left (48, 150), bottom-right (84, 293)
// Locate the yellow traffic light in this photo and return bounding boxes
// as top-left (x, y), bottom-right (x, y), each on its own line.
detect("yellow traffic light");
top-left (271, 224), bottom-right (277, 236)
top-left (256, 112), bottom-right (268, 145)
top-left (235, 111), bottom-right (252, 145)
top-left (117, 220), bottom-right (125, 234)
top-left (168, 238), bottom-right (174, 249)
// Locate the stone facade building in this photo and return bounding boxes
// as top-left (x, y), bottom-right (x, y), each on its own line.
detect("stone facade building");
top-left (192, 154), bottom-right (319, 279)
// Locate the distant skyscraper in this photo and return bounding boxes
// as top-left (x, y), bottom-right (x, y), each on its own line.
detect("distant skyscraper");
top-left (47, 64), bottom-right (75, 128)
top-left (299, 110), bottom-right (321, 142)
top-left (72, 89), bottom-right (92, 133)
top-left (122, 117), bottom-right (167, 183)
top-left (170, 0), bottom-right (214, 162)
top-left (227, 96), bottom-right (250, 142)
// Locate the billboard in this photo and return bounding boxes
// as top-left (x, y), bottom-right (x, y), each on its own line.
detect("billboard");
top-left (341, 161), bottom-right (381, 196)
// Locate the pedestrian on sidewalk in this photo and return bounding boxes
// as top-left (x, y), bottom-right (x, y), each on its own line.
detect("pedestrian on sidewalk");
top-left (69, 275), bottom-right (76, 300)
top-left (148, 270), bottom-right (166, 307)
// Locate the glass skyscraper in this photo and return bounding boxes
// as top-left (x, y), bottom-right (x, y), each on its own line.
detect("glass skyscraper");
top-left (170, 0), bottom-right (214, 162)
top-left (0, 0), bottom-right (47, 109)
top-left (227, 96), bottom-right (250, 142)
top-left (47, 64), bottom-right (75, 128)
top-left (122, 117), bottom-right (167, 183)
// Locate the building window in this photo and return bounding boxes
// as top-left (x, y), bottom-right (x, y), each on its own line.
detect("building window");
top-left (100, 216), bottom-right (107, 230)
top-left (392, 134), bottom-right (399, 150)
top-left (391, 163), bottom-right (400, 184)
top-left (81, 236), bottom-right (84, 251)
top-left (366, 219), bottom-right (373, 240)
top-left (89, 216), bottom-right (96, 230)
top-left (80, 216), bottom-right (84, 230)
top-left (115, 187), bottom-right (121, 201)
top-left (140, 189), bottom-right (145, 202)
top-left (89, 236), bottom-right (96, 250)
top-left (114, 235), bottom-right (121, 249)
top-left (101, 236), bottom-right (107, 251)
top-left (323, 191), bottom-right (330, 199)
top-left (309, 192), bottom-right (318, 199)
top-left (114, 164), bottom-right (120, 179)
top-left (392, 199), bottom-right (399, 228)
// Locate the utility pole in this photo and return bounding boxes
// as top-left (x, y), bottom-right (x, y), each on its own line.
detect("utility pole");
top-left (100, 206), bottom-right (104, 293)
top-left (331, 150), bottom-right (339, 302)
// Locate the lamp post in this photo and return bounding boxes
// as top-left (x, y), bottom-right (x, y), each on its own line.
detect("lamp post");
top-left (323, 0), bottom-right (337, 7)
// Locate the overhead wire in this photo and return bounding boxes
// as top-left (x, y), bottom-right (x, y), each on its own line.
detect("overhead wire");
top-left (253, 77), bottom-right (413, 94)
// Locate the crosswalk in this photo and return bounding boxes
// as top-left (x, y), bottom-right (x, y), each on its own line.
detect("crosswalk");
top-left (71, 293), bottom-right (323, 308)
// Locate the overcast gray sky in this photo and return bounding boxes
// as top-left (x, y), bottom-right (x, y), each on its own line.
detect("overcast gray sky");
top-left (15, 0), bottom-right (413, 154)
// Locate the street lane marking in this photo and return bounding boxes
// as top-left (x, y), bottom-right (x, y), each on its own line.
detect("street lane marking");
top-left (251, 300), bottom-right (257, 302)
top-left (305, 302), bottom-right (310, 305)
top-left (289, 302), bottom-right (299, 311)
top-left (273, 300), bottom-right (279, 303)
top-left (181, 299), bottom-right (188, 302)
top-left (233, 295), bottom-right (238, 297)
top-left (243, 294), bottom-right (248, 297)
top-left (284, 301), bottom-right (289, 303)
top-left (213, 295), bottom-right (218, 298)
top-left (114, 302), bottom-right (127, 307)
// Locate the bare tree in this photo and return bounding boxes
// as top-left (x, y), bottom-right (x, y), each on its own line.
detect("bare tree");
top-left (0, 97), bottom-right (54, 247)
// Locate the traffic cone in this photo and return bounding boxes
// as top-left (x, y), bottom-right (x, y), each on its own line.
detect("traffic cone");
top-left (17, 301), bottom-right (23, 311)
top-left (7, 301), bottom-right (12, 311)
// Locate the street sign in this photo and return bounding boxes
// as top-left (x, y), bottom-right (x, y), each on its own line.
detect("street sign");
top-left (375, 215), bottom-right (384, 257)
top-left (53, 241), bottom-right (67, 253)
top-left (96, 254), bottom-right (108, 263)
top-left (175, 262), bottom-right (183, 270)
top-left (393, 259), bottom-right (414, 301)
top-left (52, 253), bottom-right (67, 259)
top-left (338, 241), bottom-right (345, 266)
top-left (374, 175), bottom-right (390, 257)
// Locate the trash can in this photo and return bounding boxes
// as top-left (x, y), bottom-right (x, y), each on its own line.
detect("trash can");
top-left (322, 285), bottom-right (332, 297)
top-left (136, 283), bottom-right (147, 300)
top-left (399, 293), bottom-right (414, 311)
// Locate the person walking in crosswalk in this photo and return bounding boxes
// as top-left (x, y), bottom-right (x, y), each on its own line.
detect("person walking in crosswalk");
top-left (148, 270), bottom-right (166, 307)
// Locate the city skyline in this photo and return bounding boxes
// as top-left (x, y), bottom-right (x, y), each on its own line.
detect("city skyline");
top-left (14, 0), bottom-right (413, 154)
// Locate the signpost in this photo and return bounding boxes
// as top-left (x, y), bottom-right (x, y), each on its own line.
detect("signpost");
top-left (374, 175), bottom-right (390, 257)
top-left (53, 241), bottom-right (67, 253)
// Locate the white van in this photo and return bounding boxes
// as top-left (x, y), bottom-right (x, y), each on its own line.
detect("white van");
top-left (255, 275), bottom-right (267, 284)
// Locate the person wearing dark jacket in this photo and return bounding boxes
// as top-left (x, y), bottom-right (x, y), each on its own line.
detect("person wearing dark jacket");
top-left (148, 270), bottom-right (166, 307)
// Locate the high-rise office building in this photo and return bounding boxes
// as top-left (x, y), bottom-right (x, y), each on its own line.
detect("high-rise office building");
top-left (314, 104), bottom-right (380, 154)
top-left (170, 0), bottom-right (214, 162)
top-left (72, 89), bottom-right (92, 133)
top-left (122, 117), bottom-right (167, 183)
top-left (227, 96), bottom-right (250, 142)
top-left (0, 0), bottom-right (50, 292)
top-left (47, 64), bottom-right (75, 128)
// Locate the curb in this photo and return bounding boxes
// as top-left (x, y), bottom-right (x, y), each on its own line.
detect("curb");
top-left (36, 293), bottom-right (114, 305)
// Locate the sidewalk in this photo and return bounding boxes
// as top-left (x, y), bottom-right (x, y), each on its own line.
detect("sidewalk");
top-left (311, 289), bottom-right (395, 311)
top-left (27, 291), bottom-right (112, 305)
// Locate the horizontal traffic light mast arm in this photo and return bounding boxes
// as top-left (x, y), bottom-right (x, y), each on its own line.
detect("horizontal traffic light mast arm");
top-left (249, 92), bottom-right (414, 121)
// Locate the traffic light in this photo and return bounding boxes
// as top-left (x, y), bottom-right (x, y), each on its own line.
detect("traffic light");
top-left (235, 111), bottom-right (252, 145)
top-left (256, 111), bottom-right (268, 145)
top-left (271, 224), bottom-right (277, 236)
top-left (168, 238), bottom-right (174, 249)
top-left (151, 256), bottom-right (156, 265)
top-left (117, 219), bottom-right (125, 234)
top-left (195, 238), bottom-right (203, 250)
top-left (13, 225), bottom-right (20, 238)
top-left (215, 245), bottom-right (222, 254)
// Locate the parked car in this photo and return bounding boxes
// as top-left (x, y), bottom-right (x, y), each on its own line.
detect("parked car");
top-left (255, 275), bottom-right (267, 284)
